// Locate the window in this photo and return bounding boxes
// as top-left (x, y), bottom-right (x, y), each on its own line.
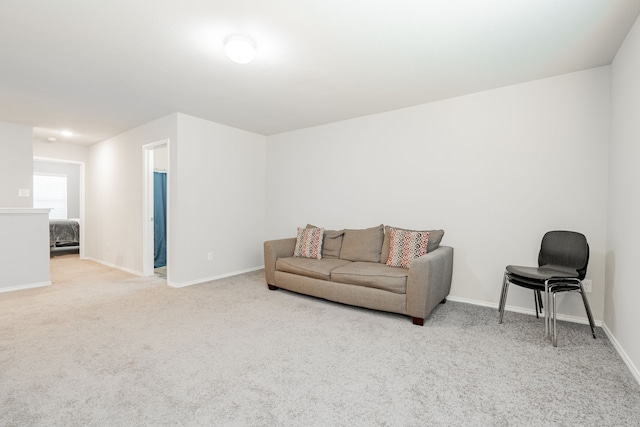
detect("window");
top-left (33, 174), bottom-right (67, 219)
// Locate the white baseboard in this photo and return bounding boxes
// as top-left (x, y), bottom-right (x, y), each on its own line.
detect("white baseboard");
top-left (445, 295), bottom-right (602, 327)
top-left (167, 266), bottom-right (263, 288)
top-left (83, 257), bottom-right (263, 288)
top-left (0, 280), bottom-right (52, 293)
top-left (85, 257), bottom-right (143, 276)
top-left (446, 295), bottom-right (496, 308)
top-left (601, 322), bottom-right (640, 386)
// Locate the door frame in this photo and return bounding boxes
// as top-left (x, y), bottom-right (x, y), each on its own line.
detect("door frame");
top-left (33, 156), bottom-right (86, 259)
top-left (142, 139), bottom-right (170, 277)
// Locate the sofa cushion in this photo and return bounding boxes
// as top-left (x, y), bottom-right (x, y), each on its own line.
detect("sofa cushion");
top-left (386, 227), bottom-right (429, 268)
top-left (322, 229), bottom-right (344, 258)
top-left (307, 224), bottom-right (344, 259)
top-left (294, 227), bottom-right (324, 259)
top-left (330, 262), bottom-right (408, 294)
top-left (276, 257), bottom-right (351, 281)
top-left (381, 226), bottom-right (445, 264)
top-left (339, 224), bottom-right (384, 263)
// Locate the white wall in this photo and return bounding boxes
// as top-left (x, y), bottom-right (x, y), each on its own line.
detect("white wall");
top-left (266, 67), bottom-right (610, 322)
top-left (33, 142), bottom-right (89, 217)
top-left (33, 140), bottom-right (88, 164)
top-left (153, 146), bottom-right (168, 171)
top-left (0, 124), bottom-right (48, 290)
top-left (85, 113), bottom-right (266, 286)
top-left (0, 121), bottom-right (34, 207)
top-left (0, 209), bottom-right (51, 291)
top-left (86, 114), bottom-right (178, 274)
top-left (171, 113), bottom-right (266, 285)
top-left (607, 14), bottom-right (640, 380)
top-left (33, 160), bottom-right (81, 218)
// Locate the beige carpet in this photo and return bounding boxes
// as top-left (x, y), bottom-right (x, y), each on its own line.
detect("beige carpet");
top-left (1, 255), bottom-right (640, 426)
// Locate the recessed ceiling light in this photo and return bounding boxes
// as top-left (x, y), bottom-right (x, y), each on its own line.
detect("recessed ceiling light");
top-left (60, 130), bottom-right (74, 137)
top-left (224, 35), bottom-right (256, 64)
top-left (47, 137), bottom-right (57, 142)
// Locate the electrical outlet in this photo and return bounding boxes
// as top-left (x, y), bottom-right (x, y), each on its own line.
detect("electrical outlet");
top-left (207, 252), bottom-right (213, 262)
top-left (582, 279), bottom-right (592, 293)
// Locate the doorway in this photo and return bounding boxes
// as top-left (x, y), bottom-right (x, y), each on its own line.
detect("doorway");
top-left (142, 140), bottom-right (170, 279)
top-left (32, 157), bottom-right (86, 260)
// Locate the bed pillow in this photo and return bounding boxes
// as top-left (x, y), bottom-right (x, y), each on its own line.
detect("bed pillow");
top-left (386, 227), bottom-right (429, 268)
top-left (339, 224), bottom-right (384, 263)
top-left (294, 227), bottom-right (324, 259)
top-left (381, 226), bottom-right (444, 264)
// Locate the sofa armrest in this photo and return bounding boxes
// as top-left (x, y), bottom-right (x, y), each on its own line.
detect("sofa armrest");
top-left (406, 246), bottom-right (454, 320)
top-left (264, 238), bottom-right (296, 286)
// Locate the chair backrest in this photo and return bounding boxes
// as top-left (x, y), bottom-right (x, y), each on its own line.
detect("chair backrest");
top-left (538, 231), bottom-right (589, 279)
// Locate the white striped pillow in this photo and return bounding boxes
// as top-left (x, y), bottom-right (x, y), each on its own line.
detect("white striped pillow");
top-left (294, 227), bottom-right (324, 259)
top-left (386, 227), bottom-right (429, 268)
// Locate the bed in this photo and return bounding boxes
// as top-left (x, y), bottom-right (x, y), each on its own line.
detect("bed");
top-left (49, 219), bottom-right (80, 256)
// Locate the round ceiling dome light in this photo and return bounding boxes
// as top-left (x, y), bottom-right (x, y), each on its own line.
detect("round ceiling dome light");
top-left (224, 35), bottom-right (256, 64)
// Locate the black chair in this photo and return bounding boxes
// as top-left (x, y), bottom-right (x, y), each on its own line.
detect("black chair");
top-left (498, 230), bottom-right (596, 346)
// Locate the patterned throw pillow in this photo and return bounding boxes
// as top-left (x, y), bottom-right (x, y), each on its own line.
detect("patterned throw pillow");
top-left (294, 227), bottom-right (324, 259)
top-left (386, 227), bottom-right (429, 268)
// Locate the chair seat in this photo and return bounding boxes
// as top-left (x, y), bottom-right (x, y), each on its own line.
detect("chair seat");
top-left (548, 282), bottom-right (582, 292)
top-left (506, 264), bottom-right (579, 281)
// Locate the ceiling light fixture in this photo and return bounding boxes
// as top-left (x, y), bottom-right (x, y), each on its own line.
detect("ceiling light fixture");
top-left (47, 137), bottom-right (57, 142)
top-left (60, 130), bottom-right (74, 137)
top-left (224, 35), bottom-right (256, 64)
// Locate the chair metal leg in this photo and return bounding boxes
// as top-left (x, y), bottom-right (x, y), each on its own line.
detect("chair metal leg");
top-left (545, 281), bottom-right (550, 337)
top-left (536, 290), bottom-right (544, 313)
top-left (534, 290), bottom-right (544, 319)
top-left (537, 290), bottom-right (544, 311)
top-left (498, 272), bottom-right (508, 309)
top-left (498, 273), bottom-right (509, 324)
top-left (552, 291), bottom-right (558, 347)
top-left (548, 282), bottom-right (596, 346)
top-left (579, 283), bottom-right (597, 339)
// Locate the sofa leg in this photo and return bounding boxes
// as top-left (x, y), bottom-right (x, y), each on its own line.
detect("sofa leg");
top-left (267, 285), bottom-right (278, 291)
top-left (411, 317), bottom-right (424, 326)
top-left (440, 298), bottom-right (447, 304)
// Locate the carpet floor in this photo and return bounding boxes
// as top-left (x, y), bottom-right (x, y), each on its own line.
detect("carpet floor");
top-left (1, 255), bottom-right (639, 426)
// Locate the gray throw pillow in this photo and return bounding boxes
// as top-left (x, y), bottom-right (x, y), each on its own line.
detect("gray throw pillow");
top-left (322, 229), bottom-right (344, 259)
top-left (307, 224), bottom-right (344, 259)
top-left (339, 224), bottom-right (384, 263)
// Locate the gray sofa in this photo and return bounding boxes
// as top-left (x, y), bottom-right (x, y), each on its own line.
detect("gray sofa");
top-left (263, 224), bottom-right (454, 325)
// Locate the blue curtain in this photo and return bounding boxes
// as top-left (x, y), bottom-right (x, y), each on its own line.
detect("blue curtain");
top-left (154, 172), bottom-right (167, 268)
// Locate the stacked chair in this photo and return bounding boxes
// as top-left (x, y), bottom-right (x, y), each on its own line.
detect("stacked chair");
top-left (498, 230), bottom-right (596, 347)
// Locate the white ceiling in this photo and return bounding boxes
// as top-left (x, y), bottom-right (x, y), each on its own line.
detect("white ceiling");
top-left (1, 0), bottom-right (639, 146)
